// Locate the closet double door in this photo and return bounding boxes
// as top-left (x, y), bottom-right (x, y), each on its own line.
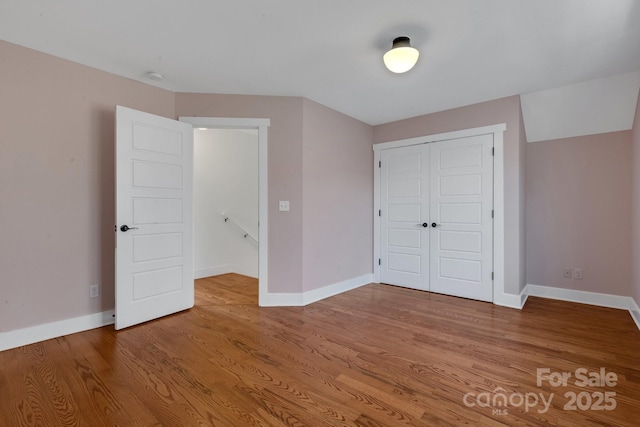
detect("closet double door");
top-left (379, 134), bottom-right (494, 302)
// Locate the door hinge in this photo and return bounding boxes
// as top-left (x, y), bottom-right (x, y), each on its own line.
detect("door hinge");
top-left (491, 210), bottom-right (494, 218)
top-left (491, 272), bottom-right (494, 280)
top-left (379, 209), bottom-right (381, 217)
top-left (378, 258), bottom-right (381, 266)
top-left (492, 147), bottom-right (495, 156)
top-left (379, 160), bottom-right (381, 168)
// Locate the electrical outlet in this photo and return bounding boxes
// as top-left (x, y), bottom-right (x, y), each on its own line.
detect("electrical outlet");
top-left (562, 268), bottom-right (572, 279)
top-left (90, 284), bottom-right (100, 298)
top-left (573, 268), bottom-right (583, 280)
top-left (279, 201), bottom-right (290, 211)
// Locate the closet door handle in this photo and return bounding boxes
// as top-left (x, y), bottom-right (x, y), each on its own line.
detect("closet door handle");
top-left (418, 223), bottom-right (429, 228)
top-left (431, 223), bottom-right (441, 228)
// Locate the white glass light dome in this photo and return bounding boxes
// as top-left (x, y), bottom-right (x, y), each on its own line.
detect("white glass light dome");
top-left (383, 37), bottom-right (419, 73)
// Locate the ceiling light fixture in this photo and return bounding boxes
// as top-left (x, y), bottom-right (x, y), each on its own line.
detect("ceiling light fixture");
top-left (383, 36), bottom-right (419, 73)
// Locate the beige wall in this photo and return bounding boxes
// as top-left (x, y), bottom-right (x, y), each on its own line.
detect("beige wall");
top-left (301, 99), bottom-right (373, 292)
top-left (175, 95), bottom-right (375, 294)
top-left (526, 132), bottom-right (632, 296)
top-left (2, 37), bottom-right (635, 339)
top-left (372, 96), bottom-right (526, 295)
top-left (1, 40), bottom-right (375, 334)
top-left (175, 93), bottom-right (305, 294)
top-left (632, 91), bottom-right (640, 304)
top-left (0, 41), bottom-right (175, 331)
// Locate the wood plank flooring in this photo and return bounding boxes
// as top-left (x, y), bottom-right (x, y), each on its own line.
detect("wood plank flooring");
top-left (1, 273), bottom-right (639, 426)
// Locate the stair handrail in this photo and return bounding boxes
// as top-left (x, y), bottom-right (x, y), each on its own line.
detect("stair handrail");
top-left (221, 213), bottom-right (258, 245)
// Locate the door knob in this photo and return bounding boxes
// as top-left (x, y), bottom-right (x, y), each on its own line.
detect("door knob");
top-left (120, 225), bottom-right (139, 232)
top-left (419, 222), bottom-right (428, 228)
top-left (431, 223), bottom-right (441, 228)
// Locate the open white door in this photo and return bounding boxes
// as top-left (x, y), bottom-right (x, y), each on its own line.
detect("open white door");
top-left (115, 106), bottom-right (194, 330)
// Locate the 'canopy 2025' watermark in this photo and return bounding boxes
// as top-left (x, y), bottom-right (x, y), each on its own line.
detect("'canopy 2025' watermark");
top-left (463, 367), bottom-right (618, 416)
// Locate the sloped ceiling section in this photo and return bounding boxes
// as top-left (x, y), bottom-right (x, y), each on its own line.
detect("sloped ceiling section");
top-left (521, 71), bottom-right (640, 143)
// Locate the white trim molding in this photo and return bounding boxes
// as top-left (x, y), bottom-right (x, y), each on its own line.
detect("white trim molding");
top-left (494, 287), bottom-right (529, 309)
top-left (374, 123), bottom-right (507, 151)
top-left (373, 123), bottom-right (510, 306)
top-left (630, 298), bottom-right (640, 331)
top-left (525, 284), bottom-right (640, 332)
top-left (526, 284), bottom-right (632, 310)
top-left (260, 274), bottom-right (373, 307)
top-left (0, 310), bottom-right (115, 352)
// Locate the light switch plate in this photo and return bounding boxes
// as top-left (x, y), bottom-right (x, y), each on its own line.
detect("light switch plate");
top-left (279, 201), bottom-right (290, 211)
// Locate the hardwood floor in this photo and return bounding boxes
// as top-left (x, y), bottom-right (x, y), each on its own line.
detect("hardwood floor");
top-left (1, 274), bottom-right (639, 426)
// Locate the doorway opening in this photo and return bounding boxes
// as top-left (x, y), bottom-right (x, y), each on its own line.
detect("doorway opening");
top-left (193, 128), bottom-right (259, 279)
top-left (180, 117), bottom-right (270, 306)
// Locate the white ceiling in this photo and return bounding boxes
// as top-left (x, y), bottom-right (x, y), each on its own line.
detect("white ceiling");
top-left (1, 0), bottom-right (639, 125)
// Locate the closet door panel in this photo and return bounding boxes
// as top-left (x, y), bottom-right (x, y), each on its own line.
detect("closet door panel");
top-left (379, 144), bottom-right (430, 290)
top-left (429, 134), bottom-right (494, 302)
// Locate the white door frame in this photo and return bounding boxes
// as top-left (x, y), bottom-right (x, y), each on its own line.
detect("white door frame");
top-left (179, 117), bottom-right (270, 306)
top-left (373, 123), bottom-right (506, 304)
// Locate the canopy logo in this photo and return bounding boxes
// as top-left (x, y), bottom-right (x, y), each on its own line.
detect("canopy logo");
top-left (462, 367), bottom-right (618, 416)
top-left (463, 387), bottom-right (553, 415)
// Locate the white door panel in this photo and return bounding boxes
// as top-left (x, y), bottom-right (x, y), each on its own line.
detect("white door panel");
top-left (439, 174), bottom-right (482, 196)
top-left (116, 106), bottom-right (194, 330)
top-left (439, 231), bottom-right (482, 253)
top-left (429, 135), bottom-right (493, 302)
top-left (132, 123), bottom-right (184, 155)
top-left (388, 228), bottom-right (421, 248)
top-left (379, 144), bottom-right (429, 290)
top-left (440, 203), bottom-right (482, 224)
top-left (439, 257), bottom-right (482, 282)
top-left (388, 179), bottom-right (422, 197)
top-left (438, 144), bottom-right (483, 169)
top-left (132, 233), bottom-right (183, 262)
top-left (132, 198), bottom-right (183, 224)
top-left (388, 253), bottom-right (422, 274)
top-left (379, 134), bottom-right (493, 301)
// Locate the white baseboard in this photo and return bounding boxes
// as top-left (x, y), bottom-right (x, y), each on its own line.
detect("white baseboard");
top-left (302, 274), bottom-right (373, 305)
top-left (494, 287), bottom-right (529, 309)
top-left (0, 310), bottom-right (115, 353)
top-left (194, 265), bottom-right (232, 279)
top-left (259, 292), bottom-right (304, 307)
top-left (526, 284), bottom-right (640, 332)
top-left (4, 281), bottom-right (636, 353)
top-left (526, 284), bottom-right (632, 310)
top-left (259, 274), bottom-right (373, 307)
top-left (630, 298), bottom-right (640, 331)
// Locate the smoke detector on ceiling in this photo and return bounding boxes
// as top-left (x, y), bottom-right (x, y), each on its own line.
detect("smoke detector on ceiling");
top-left (147, 71), bottom-right (164, 81)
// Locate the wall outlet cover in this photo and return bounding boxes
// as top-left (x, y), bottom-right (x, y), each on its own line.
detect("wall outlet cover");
top-left (90, 284), bottom-right (100, 298)
top-left (278, 201), bottom-right (290, 211)
top-left (573, 268), bottom-right (583, 280)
